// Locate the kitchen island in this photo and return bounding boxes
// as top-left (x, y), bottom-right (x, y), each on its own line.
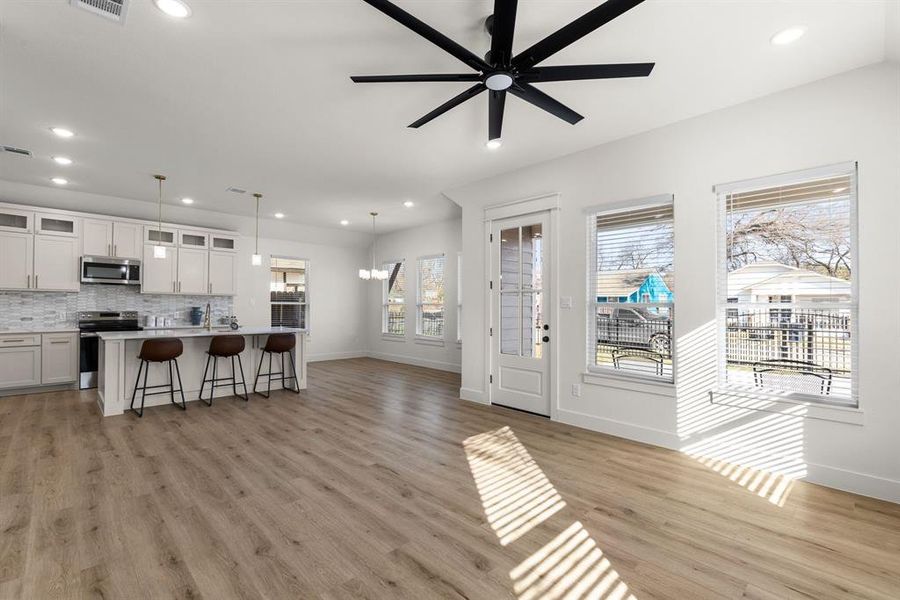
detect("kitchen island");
top-left (96, 327), bottom-right (307, 417)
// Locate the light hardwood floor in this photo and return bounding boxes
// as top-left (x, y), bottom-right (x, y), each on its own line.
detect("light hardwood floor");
top-left (0, 357), bottom-right (898, 599)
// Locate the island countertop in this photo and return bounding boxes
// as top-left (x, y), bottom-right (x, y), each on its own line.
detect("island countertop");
top-left (97, 326), bottom-right (305, 341)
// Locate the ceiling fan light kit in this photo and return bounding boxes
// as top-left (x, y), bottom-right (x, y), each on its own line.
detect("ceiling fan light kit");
top-left (351, 0), bottom-right (655, 145)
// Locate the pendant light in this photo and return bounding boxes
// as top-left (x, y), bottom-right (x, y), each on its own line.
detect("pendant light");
top-left (359, 212), bottom-right (389, 281)
top-left (251, 193), bottom-right (263, 266)
top-left (152, 174), bottom-right (167, 259)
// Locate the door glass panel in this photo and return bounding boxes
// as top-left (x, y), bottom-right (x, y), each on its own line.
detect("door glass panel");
top-left (500, 227), bottom-right (520, 290)
top-left (500, 292), bottom-right (519, 355)
top-left (522, 292), bottom-right (544, 358)
top-left (521, 224), bottom-right (542, 290)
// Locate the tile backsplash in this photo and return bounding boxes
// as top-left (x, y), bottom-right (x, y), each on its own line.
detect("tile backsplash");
top-left (0, 286), bottom-right (233, 330)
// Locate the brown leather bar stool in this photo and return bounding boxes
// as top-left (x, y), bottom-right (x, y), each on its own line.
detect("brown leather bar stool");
top-left (199, 335), bottom-right (249, 406)
top-left (253, 333), bottom-right (300, 398)
top-left (130, 338), bottom-right (186, 417)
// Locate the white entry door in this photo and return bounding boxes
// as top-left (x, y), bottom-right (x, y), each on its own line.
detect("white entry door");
top-left (490, 212), bottom-right (551, 415)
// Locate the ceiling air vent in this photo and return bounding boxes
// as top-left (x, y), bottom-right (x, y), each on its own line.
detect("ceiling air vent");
top-left (226, 187), bottom-right (247, 194)
top-left (70, 0), bottom-right (129, 24)
top-left (1, 145), bottom-right (33, 158)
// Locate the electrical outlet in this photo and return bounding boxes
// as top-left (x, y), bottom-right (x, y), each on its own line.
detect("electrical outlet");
top-left (571, 383), bottom-right (582, 397)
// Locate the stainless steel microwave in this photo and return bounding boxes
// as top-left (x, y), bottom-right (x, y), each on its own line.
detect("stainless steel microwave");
top-left (80, 256), bottom-right (141, 285)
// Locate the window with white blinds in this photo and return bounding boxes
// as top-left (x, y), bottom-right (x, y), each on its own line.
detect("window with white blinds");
top-left (270, 257), bottom-right (309, 330)
top-left (417, 254), bottom-right (445, 338)
top-left (717, 164), bottom-right (856, 406)
top-left (382, 260), bottom-right (405, 336)
top-left (588, 198), bottom-right (674, 381)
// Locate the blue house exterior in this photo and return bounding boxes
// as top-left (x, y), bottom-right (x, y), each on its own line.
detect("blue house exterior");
top-left (597, 273), bottom-right (674, 303)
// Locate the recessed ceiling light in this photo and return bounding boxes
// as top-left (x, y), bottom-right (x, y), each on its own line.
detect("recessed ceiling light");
top-left (154, 0), bottom-right (192, 18)
top-left (486, 138), bottom-right (502, 150)
top-left (52, 156), bottom-right (73, 165)
top-left (50, 127), bottom-right (74, 138)
top-left (51, 177), bottom-right (68, 185)
top-left (181, 197), bottom-right (194, 205)
top-left (770, 26), bottom-right (806, 46)
top-left (403, 200), bottom-right (415, 208)
top-left (340, 219), bottom-right (349, 226)
top-left (274, 212), bottom-right (285, 219)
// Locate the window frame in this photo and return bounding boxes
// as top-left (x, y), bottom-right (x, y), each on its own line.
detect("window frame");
top-left (416, 253), bottom-right (446, 342)
top-left (585, 195), bottom-right (675, 385)
top-left (269, 255), bottom-right (310, 332)
top-left (714, 162), bottom-right (859, 408)
top-left (381, 258), bottom-right (406, 338)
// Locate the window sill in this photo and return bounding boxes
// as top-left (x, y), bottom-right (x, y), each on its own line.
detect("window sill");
top-left (709, 388), bottom-right (864, 425)
top-left (415, 336), bottom-right (444, 347)
top-left (381, 333), bottom-right (406, 342)
top-left (582, 370), bottom-right (675, 398)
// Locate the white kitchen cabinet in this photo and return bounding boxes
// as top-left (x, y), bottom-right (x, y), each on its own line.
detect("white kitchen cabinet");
top-left (142, 244), bottom-right (177, 294)
top-left (208, 250), bottom-right (236, 295)
top-left (210, 234), bottom-right (237, 252)
top-left (0, 209), bottom-right (33, 233)
top-left (113, 222), bottom-right (143, 259)
top-left (0, 231), bottom-right (34, 290)
top-left (34, 235), bottom-right (80, 291)
top-left (82, 218), bottom-right (113, 256)
top-left (0, 345), bottom-right (41, 389)
top-left (41, 333), bottom-right (77, 384)
top-left (144, 225), bottom-right (177, 246)
top-left (179, 230), bottom-right (209, 249)
top-left (35, 213), bottom-right (80, 238)
top-left (177, 247), bottom-right (209, 295)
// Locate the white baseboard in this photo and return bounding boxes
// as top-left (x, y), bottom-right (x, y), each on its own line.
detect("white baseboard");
top-left (367, 351), bottom-right (461, 373)
top-left (460, 387), bottom-right (487, 404)
top-left (556, 408), bottom-right (682, 450)
top-left (307, 351), bottom-right (368, 363)
top-left (806, 462), bottom-right (900, 504)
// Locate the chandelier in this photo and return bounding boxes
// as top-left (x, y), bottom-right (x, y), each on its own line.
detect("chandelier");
top-left (359, 212), bottom-right (389, 281)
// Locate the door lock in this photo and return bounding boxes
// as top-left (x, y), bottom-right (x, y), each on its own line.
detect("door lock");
top-left (542, 336), bottom-right (550, 343)
top-left (543, 324), bottom-right (549, 331)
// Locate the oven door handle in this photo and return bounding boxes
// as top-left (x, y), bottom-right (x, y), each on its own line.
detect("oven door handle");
top-left (80, 332), bottom-right (99, 338)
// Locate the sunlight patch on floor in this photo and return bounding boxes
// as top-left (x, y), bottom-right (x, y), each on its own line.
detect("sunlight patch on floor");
top-left (463, 426), bottom-right (565, 545)
top-left (465, 427), bottom-right (638, 599)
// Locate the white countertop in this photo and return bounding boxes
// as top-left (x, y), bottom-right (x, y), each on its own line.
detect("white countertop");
top-left (0, 327), bottom-right (80, 335)
top-left (97, 326), bottom-right (304, 341)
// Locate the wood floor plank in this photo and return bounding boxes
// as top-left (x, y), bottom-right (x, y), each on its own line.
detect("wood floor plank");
top-left (0, 357), bottom-right (897, 599)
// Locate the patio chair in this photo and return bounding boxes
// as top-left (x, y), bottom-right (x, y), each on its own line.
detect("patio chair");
top-left (752, 359), bottom-right (833, 396)
top-left (612, 347), bottom-right (665, 377)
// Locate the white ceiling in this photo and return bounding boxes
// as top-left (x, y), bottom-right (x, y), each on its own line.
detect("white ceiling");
top-left (0, 0), bottom-right (893, 233)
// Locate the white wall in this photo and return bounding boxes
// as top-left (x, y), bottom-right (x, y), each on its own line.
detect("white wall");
top-left (0, 180), bottom-right (370, 362)
top-left (446, 63), bottom-right (900, 502)
top-left (366, 218), bottom-right (462, 372)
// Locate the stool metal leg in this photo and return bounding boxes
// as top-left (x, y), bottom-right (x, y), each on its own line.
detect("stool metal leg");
top-left (267, 352), bottom-right (273, 398)
top-left (254, 350), bottom-right (268, 398)
top-left (209, 357), bottom-right (218, 407)
top-left (237, 354), bottom-right (249, 401)
top-left (173, 359), bottom-right (186, 410)
top-left (288, 350), bottom-right (300, 394)
top-left (138, 360), bottom-right (150, 417)
top-left (130, 359), bottom-right (145, 417)
top-left (199, 354), bottom-right (212, 407)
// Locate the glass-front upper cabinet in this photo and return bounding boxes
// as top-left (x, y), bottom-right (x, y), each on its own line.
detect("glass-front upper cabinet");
top-left (210, 234), bottom-right (237, 252)
top-left (0, 209), bottom-right (33, 233)
top-left (178, 229), bottom-right (209, 249)
top-left (35, 212), bottom-right (80, 237)
top-left (144, 224), bottom-right (177, 246)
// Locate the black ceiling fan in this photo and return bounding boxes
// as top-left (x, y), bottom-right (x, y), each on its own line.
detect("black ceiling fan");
top-left (351, 0), bottom-right (654, 145)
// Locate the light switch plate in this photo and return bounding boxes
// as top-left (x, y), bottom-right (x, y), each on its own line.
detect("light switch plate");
top-left (560, 296), bottom-right (573, 309)
top-left (571, 383), bottom-right (582, 397)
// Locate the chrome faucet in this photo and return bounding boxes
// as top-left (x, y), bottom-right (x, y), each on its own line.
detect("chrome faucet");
top-left (202, 302), bottom-right (211, 331)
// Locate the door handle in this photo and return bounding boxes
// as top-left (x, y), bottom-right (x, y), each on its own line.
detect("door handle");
top-left (543, 324), bottom-right (549, 331)
top-left (542, 336), bottom-right (550, 343)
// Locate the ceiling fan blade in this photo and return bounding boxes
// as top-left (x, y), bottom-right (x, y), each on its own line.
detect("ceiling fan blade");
top-left (513, 0), bottom-right (647, 70)
top-left (518, 62), bottom-right (655, 83)
top-left (490, 0), bottom-right (519, 66)
top-left (362, 0), bottom-right (490, 72)
top-left (509, 83), bottom-right (583, 125)
top-left (408, 84), bottom-right (486, 128)
top-left (351, 74), bottom-right (483, 83)
top-left (489, 90), bottom-right (506, 141)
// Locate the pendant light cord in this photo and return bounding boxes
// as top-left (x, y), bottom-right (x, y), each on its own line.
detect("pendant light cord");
top-left (154, 174), bottom-right (166, 236)
top-left (254, 193), bottom-right (262, 255)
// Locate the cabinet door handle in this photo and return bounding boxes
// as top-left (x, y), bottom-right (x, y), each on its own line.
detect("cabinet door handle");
top-left (50, 340), bottom-right (70, 344)
top-left (26, 274), bottom-right (30, 289)
top-left (35, 275), bottom-right (38, 288)
top-left (2, 339), bottom-right (25, 343)
top-left (178, 281), bottom-right (181, 293)
top-left (113, 244), bottom-right (117, 256)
